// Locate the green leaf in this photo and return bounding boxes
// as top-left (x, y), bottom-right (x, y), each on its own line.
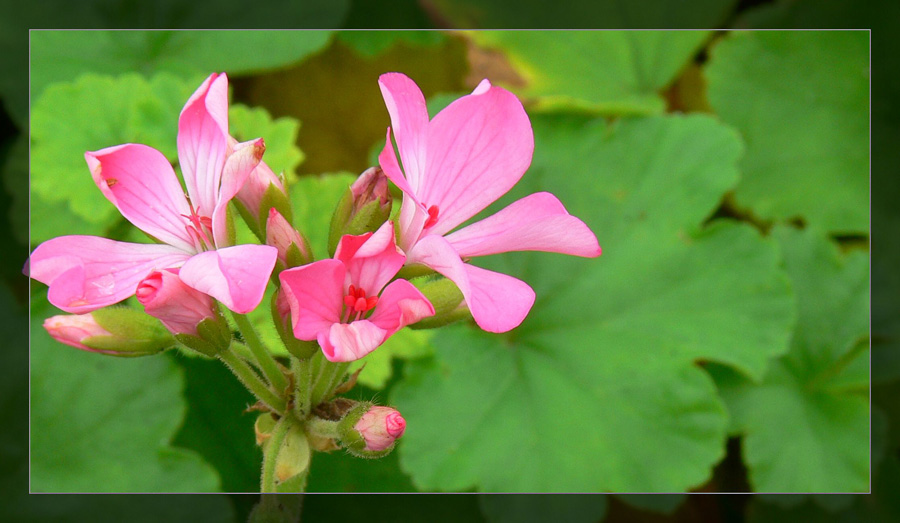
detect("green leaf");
top-left (230, 104), bottom-right (304, 180)
top-left (30, 73), bottom-right (198, 244)
top-left (392, 114), bottom-right (795, 492)
top-left (348, 328), bottom-right (435, 389)
top-left (478, 495), bottom-right (607, 523)
top-left (469, 31), bottom-right (710, 114)
top-left (290, 172), bottom-right (358, 260)
top-left (31, 306), bottom-right (221, 492)
top-left (706, 31), bottom-right (869, 234)
top-left (30, 30), bottom-right (334, 102)
top-left (338, 30), bottom-right (445, 57)
top-left (712, 226), bottom-right (869, 492)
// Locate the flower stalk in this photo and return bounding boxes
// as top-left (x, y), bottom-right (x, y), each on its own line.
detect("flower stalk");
top-left (231, 312), bottom-right (289, 394)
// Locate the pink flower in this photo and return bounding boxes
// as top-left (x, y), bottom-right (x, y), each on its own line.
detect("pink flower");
top-left (28, 73), bottom-right (277, 315)
top-left (353, 406), bottom-right (406, 452)
top-left (377, 73), bottom-right (601, 333)
top-left (266, 208), bottom-right (311, 269)
top-left (279, 222), bottom-right (435, 362)
top-left (136, 268), bottom-right (217, 336)
top-left (44, 314), bottom-right (114, 353)
top-left (234, 148), bottom-right (286, 220)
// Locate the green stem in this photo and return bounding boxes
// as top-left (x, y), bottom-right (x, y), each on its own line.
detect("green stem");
top-left (232, 312), bottom-right (289, 394)
top-left (261, 415), bottom-right (292, 493)
top-left (292, 357), bottom-right (314, 420)
top-left (305, 417), bottom-right (341, 439)
top-left (218, 347), bottom-right (286, 414)
top-left (309, 354), bottom-right (350, 407)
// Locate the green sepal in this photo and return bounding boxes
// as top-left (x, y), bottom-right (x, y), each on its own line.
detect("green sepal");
top-left (195, 315), bottom-right (231, 352)
top-left (285, 242), bottom-right (310, 269)
top-left (234, 199), bottom-right (264, 242)
top-left (258, 182), bottom-right (294, 235)
top-left (327, 186), bottom-right (355, 257)
top-left (408, 276), bottom-right (470, 330)
top-left (396, 263), bottom-right (435, 281)
top-left (174, 333), bottom-right (221, 358)
top-left (225, 203), bottom-right (237, 247)
top-left (84, 306), bottom-right (174, 355)
top-left (270, 291), bottom-right (318, 360)
top-left (273, 422), bottom-right (311, 492)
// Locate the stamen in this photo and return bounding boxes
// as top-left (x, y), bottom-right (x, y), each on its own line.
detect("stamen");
top-left (342, 285), bottom-right (379, 322)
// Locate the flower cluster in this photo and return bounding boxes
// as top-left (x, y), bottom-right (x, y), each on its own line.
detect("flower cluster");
top-left (29, 71), bottom-right (600, 490)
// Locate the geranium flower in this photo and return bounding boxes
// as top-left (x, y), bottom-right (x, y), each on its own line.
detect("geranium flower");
top-left (377, 72), bottom-right (601, 333)
top-left (279, 222), bottom-right (434, 362)
top-left (29, 73), bottom-right (277, 314)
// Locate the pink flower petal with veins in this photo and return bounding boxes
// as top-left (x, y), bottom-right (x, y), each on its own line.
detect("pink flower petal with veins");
top-left (367, 279), bottom-right (435, 333)
top-left (28, 236), bottom-right (191, 313)
top-left (335, 222), bottom-right (405, 297)
top-left (86, 144), bottom-right (195, 252)
top-left (179, 244), bottom-right (277, 314)
top-left (445, 192), bottom-right (602, 258)
top-left (319, 320), bottom-right (388, 362)
top-left (279, 259), bottom-right (345, 340)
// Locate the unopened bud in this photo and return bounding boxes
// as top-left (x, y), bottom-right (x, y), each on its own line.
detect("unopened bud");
top-left (408, 276), bottom-right (469, 330)
top-left (44, 308), bottom-right (172, 357)
top-left (136, 269), bottom-right (230, 356)
top-left (328, 167), bottom-right (392, 256)
top-left (232, 141), bottom-right (292, 240)
top-left (336, 402), bottom-right (406, 458)
top-left (266, 208), bottom-right (311, 275)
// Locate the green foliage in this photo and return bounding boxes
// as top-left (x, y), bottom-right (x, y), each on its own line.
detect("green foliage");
top-left (392, 114), bottom-right (795, 492)
top-left (230, 104), bottom-right (304, 180)
top-left (712, 226), bottom-right (869, 492)
top-left (471, 31), bottom-right (710, 114)
top-left (338, 30), bottom-right (445, 57)
top-left (30, 303), bottom-right (221, 492)
top-left (479, 495), bottom-right (607, 523)
top-left (30, 30), bottom-right (334, 102)
top-left (706, 31), bottom-right (869, 234)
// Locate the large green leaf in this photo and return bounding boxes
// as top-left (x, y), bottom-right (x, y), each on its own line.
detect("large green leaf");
top-left (391, 114), bottom-right (795, 492)
top-left (705, 31), bottom-right (869, 234)
top-left (470, 31), bottom-right (710, 114)
top-left (229, 104), bottom-right (304, 180)
top-left (712, 226), bottom-right (869, 492)
top-left (30, 30), bottom-right (334, 102)
top-left (30, 303), bottom-right (221, 492)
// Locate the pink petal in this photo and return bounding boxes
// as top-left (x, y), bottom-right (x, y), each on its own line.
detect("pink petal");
top-left (211, 138), bottom-right (265, 246)
top-left (378, 128), bottom-right (421, 201)
top-left (418, 81), bottom-right (534, 237)
top-left (85, 144), bottom-right (195, 252)
top-left (278, 259), bottom-right (344, 341)
top-left (179, 244), bottom-right (277, 314)
top-left (444, 192), bottom-right (602, 258)
top-left (407, 235), bottom-right (535, 333)
top-left (335, 222), bottom-right (406, 296)
top-left (177, 73), bottom-right (229, 218)
top-left (28, 236), bottom-right (190, 313)
top-left (379, 73), bottom-right (430, 193)
top-left (319, 320), bottom-right (388, 362)
top-left (367, 279), bottom-right (435, 333)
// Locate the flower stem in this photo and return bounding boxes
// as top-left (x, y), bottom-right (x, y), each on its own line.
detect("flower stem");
top-left (218, 347), bottom-right (286, 414)
top-left (309, 354), bottom-right (351, 407)
top-left (261, 414), bottom-right (292, 493)
top-left (292, 357), bottom-right (314, 420)
top-left (231, 312), bottom-right (289, 394)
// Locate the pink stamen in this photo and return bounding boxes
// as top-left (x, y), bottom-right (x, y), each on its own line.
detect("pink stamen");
top-left (342, 284), bottom-right (379, 322)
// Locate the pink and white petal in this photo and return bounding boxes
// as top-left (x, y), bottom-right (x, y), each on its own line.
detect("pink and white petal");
top-left (179, 244), bottom-right (277, 314)
top-left (85, 144), bottom-right (195, 252)
top-left (379, 73), bottom-right (430, 193)
top-left (336, 222), bottom-right (405, 295)
top-left (29, 235), bottom-right (190, 313)
top-left (368, 279), bottom-right (435, 333)
top-left (419, 82), bottom-right (535, 237)
top-left (407, 235), bottom-right (535, 333)
top-left (445, 192), bottom-right (602, 258)
top-left (211, 138), bottom-right (265, 247)
top-left (378, 128), bottom-right (421, 201)
top-left (397, 193), bottom-right (430, 253)
top-left (177, 73), bottom-right (230, 217)
top-left (319, 320), bottom-right (388, 362)
top-left (278, 259), bottom-right (345, 341)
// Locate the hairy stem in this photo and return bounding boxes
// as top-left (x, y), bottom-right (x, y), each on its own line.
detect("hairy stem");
top-left (218, 347), bottom-right (286, 414)
top-left (232, 312), bottom-right (289, 394)
top-left (261, 415), bottom-right (292, 493)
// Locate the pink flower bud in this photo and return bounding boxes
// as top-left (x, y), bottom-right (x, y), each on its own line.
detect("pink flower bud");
top-left (266, 208), bottom-right (310, 268)
top-left (44, 314), bottom-right (114, 352)
top-left (350, 166), bottom-right (391, 213)
top-left (136, 269), bottom-right (216, 336)
top-left (353, 406), bottom-right (406, 452)
top-left (235, 145), bottom-right (284, 217)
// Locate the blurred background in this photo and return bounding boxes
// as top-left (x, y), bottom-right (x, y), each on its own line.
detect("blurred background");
top-left (1, 0), bottom-right (893, 521)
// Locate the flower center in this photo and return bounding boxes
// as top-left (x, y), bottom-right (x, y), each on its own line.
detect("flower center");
top-left (182, 199), bottom-right (214, 251)
top-left (342, 284), bottom-right (379, 322)
top-left (423, 205), bottom-right (440, 229)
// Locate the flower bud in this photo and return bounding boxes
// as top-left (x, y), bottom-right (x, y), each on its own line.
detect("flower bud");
top-left (408, 276), bottom-right (469, 330)
top-left (266, 208), bottom-right (311, 275)
top-left (136, 269), bottom-right (230, 356)
top-left (327, 167), bottom-right (392, 256)
top-left (44, 309), bottom-right (172, 357)
top-left (232, 147), bottom-right (293, 240)
top-left (354, 406), bottom-right (406, 452)
top-left (336, 402), bottom-right (406, 458)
